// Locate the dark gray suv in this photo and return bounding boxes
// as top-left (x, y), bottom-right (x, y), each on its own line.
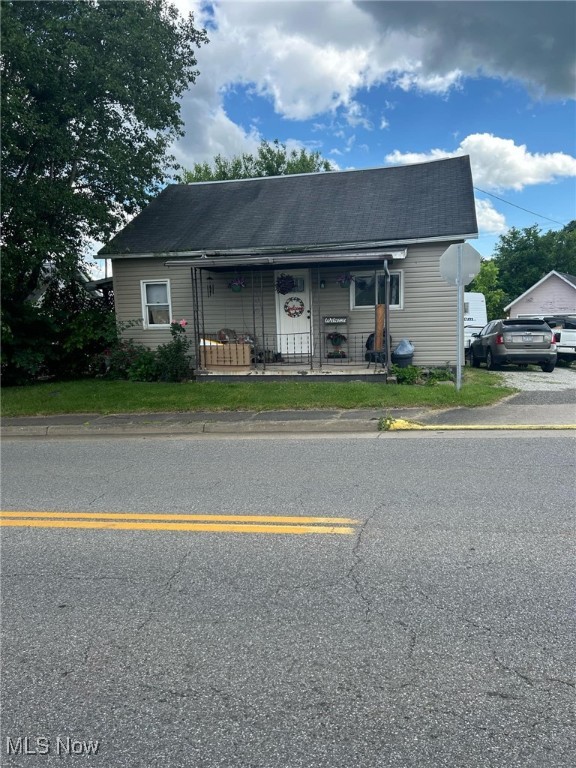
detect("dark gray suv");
top-left (470, 318), bottom-right (557, 372)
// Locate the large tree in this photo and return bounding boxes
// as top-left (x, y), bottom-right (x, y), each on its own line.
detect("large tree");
top-left (181, 139), bottom-right (334, 183)
top-left (1, 0), bottom-right (207, 382)
top-left (492, 222), bottom-right (576, 306)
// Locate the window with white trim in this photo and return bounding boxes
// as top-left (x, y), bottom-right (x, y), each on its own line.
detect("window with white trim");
top-left (141, 280), bottom-right (172, 327)
top-left (350, 271), bottom-right (403, 310)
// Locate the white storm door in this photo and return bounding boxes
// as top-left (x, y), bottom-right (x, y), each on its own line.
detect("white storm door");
top-left (275, 269), bottom-right (312, 355)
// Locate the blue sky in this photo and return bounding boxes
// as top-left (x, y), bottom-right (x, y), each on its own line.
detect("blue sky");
top-left (94, 0), bottom-right (575, 275)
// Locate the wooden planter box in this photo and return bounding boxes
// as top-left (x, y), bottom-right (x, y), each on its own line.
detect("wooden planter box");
top-left (200, 343), bottom-right (251, 371)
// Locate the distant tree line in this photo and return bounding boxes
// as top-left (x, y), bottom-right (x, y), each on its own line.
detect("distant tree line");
top-left (180, 139), bottom-right (334, 182)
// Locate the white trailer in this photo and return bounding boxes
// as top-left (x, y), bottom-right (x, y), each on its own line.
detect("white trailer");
top-left (464, 292), bottom-right (488, 349)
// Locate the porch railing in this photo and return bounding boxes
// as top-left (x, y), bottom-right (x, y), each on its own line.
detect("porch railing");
top-left (198, 331), bottom-right (390, 369)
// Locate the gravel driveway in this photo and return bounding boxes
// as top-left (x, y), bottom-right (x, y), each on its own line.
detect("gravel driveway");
top-left (492, 364), bottom-right (576, 392)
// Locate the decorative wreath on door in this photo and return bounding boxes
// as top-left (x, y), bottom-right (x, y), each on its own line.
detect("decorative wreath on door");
top-left (283, 297), bottom-right (305, 318)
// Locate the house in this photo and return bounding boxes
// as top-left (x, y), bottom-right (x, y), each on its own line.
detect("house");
top-left (100, 156), bottom-right (478, 378)
top-left (504, 271), bottom-right (576, 318)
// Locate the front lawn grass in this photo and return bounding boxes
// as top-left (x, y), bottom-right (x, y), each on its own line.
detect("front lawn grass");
top-left (0, 369), bottom-right (515, 417)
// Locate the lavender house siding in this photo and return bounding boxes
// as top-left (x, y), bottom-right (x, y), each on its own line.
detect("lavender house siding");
top-left (510, 274), bottom-right (576, 317)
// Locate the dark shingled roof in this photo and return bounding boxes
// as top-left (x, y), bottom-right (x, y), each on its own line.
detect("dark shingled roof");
top-left (101, 156), bottom-right (477, 256)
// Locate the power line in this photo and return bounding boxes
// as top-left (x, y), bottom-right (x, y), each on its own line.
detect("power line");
top-left (474, 186), bottom-right (566, 226)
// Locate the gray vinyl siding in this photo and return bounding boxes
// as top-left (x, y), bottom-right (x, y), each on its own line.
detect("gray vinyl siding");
top-left (307, 245), bottom-right (458, 366)
top-left (112, 243), bottom-right (459, 367)
top-left (388, 244), bottom-right (457, 366)
top-left (112, 259), bottom-right (194, 350)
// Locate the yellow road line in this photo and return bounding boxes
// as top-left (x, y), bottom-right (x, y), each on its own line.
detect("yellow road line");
top-left (0, 519), bottom-right (355, 535)
top-left (0, 511), bottom-right (358, 525)
top-left (0, 511), bottom-right (358, 535)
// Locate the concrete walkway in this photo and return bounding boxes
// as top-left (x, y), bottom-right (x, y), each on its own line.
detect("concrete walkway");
top-left (2, 392), bottom-right (575, 437)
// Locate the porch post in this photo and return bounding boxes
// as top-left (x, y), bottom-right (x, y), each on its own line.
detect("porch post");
top-left (251, 270), bottom-right (257, 370)
top-left (384, 259), bottom-right (391, 370)
top-left (260, 271), bottom-right (266, 371)
top-left (373, 266), bottom-right (384, 368)
top-left (190, 268), bottom-right (202, 371)
top-left (316, 265), bottom-right (322, 369)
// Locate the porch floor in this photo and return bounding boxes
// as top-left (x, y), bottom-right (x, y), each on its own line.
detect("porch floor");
top-left (195, 364), bottom-right (391, 382)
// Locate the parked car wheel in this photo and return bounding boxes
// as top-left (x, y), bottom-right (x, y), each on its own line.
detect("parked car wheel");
top-left (486, 349), bottom-right (498, 370)
top-left (540, 362), bottom-right (555, 373)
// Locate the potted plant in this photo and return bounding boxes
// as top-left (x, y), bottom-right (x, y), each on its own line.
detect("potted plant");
top-left (327, 331), bottom-right (347, 348)
top-left (336, 272), bottom-right (353, 288)
top-left (228, 275), bottom-right (246, 292)
top-left (275, 273), bottom-right (296, 294)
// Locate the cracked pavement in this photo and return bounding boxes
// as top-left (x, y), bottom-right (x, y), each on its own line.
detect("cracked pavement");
top-left (1, 434), bottom-right (574, 767)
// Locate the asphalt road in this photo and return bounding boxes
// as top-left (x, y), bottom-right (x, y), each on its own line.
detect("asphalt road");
top-left (1, 434), bottom-right (575, 768)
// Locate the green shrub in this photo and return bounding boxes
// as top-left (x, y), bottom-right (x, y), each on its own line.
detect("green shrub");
top-left (98, 340), bottom-right (149, 380)
top-left (154, 320), bottom-right (193, 382)
top-left (127, 350), bottom-right (159, 382)
top-left (425, 365), bottom-right (455, 386)
top-left (391, 364), bottom-right (422, 385)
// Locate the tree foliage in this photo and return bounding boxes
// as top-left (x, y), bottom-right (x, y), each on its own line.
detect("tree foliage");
top-left (180, 139), bottom-right (334, 182)
top-left (492, 222), bottom-right (576, 305)
top-left (466, 259), bottom-right (507, 320)
top-left (1, 0), bottom-right (207, 383)
top-left (467, 221), bottom-right (576, 319)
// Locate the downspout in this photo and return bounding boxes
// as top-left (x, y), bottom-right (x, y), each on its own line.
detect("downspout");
top-left (190, 268), bottom-right (202, 371)
top-left (373, 265), bottom-right (378, 365)
top-left (383, 260), bottom-right (391, 370)
top-left (260, 272), bottom-right (266, 371)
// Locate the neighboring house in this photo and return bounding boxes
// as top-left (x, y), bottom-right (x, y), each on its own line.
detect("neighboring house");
top-left (28, 267), bottom-right (113, 305)
top-left (505, 271), bottom-right (576, 318)
top-left (100, 156), bottom-right (478, 376)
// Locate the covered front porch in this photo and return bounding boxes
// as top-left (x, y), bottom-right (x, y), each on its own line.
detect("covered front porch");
top-left (166, 250), bottom-right (405, 380)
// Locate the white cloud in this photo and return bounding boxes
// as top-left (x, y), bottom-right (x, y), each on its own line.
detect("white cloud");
top-left (475, 198), bottom-right (508, 235)
top-left (385, 133), bottom-right (576, 191)
top-left (344, 101), bottom-right (373, 129)
top-left (206, 13), bottom-right (373, 121)
top-left (168, 1), bottom-right (378, 164)
top-left (167, 1), bottom-right (574, 166)
top-left (173, 96), bottom-right (262, 169)
top-left (393, 68), bottom-right (463, 94)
